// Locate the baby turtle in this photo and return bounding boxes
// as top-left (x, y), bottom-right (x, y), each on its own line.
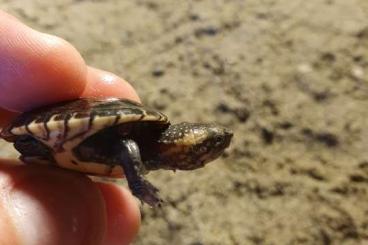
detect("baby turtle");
top-left (1, 98), bottom-right (232, 207)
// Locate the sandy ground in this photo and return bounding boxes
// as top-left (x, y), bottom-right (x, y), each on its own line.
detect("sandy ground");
top-left (1, 0), bottom-right (368, 244)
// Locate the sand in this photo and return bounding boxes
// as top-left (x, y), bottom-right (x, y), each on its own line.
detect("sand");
top-left (1, 0), bottom-right (368, 244)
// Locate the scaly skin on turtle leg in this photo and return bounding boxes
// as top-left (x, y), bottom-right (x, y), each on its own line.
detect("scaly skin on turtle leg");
top-left (120, 139), bottom-right (162, 207)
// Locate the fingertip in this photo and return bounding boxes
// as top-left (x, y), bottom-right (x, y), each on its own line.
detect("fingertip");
top-left (83, 67), bottom-right (140, 102)
top-left (0, 164), bottom-right (106, 245)
top-left (0, 11), bottom-right (142, 113)
top-left (97, 183), bottom-right (141, 245)
top-left (0, 12), bottom-right (87, 112)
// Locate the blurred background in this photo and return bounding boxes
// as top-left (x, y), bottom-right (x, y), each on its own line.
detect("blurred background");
top-left (1, 0), bottom-right (368, 244)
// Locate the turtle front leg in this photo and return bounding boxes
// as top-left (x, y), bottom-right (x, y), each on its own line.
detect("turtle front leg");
top-left (119, 139), bottom-right (162, 207)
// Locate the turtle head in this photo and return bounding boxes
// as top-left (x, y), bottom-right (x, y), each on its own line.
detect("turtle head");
top-left (151, 122), bottom-right (233, 171)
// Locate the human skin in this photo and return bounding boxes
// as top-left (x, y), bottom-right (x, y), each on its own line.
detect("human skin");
top-left (0, 10), bottom-right (141, 245)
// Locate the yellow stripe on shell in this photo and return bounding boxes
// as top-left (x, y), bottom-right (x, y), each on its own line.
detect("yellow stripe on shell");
top-left (62, 113), bottom-right (165, 151)
top-left (10, 111), bottom-right (167, 152)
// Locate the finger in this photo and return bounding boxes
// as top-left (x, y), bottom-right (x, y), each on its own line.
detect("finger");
top-left (83, 67), bottom-right (140, 102)
top-left (98, 183), bottom-right (140, 245)
top-left (0, 10), bottom-right (87, 112)
top-left (0, 162), bottom-right (106, 245)
top-left (0, 66), bottom-right (140, 128)
top-left (0, 66), bottom-right (140, 130)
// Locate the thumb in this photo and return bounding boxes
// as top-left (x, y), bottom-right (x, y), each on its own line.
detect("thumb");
top-left (0, 161), bottom-right (106, 245)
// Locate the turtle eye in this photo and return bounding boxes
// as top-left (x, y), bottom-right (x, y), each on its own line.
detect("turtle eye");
top-left (214, 135), bottom-right (223, 144)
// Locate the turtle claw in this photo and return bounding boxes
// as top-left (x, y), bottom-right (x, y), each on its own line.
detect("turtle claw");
top-left (130, 179), bottom-right (163, 207)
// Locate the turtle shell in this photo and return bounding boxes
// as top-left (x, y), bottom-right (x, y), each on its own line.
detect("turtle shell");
top-left (2, 98), bottom-right (169, 144)
top-left (1, 98), bottom-right (169, 176)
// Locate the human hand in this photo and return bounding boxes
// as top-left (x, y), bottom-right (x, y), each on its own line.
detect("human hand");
top-left (0, 10), bottom-right (140, 245)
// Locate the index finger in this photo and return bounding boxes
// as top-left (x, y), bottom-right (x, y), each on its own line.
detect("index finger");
top-left (0, 10), bottom-right (87, 112)
top-left (0, 11), bottom-right (139, 127)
